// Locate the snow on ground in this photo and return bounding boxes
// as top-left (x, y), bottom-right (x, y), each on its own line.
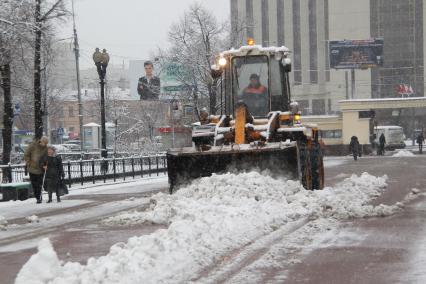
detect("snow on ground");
top-left (0, 176), bottom-right (167, 221)
top-left (16, 171), bottom-right (403, 284)
top-left (403, 201), bottom-right (426, 283)
top-left (0, 197), bottom-right (150, 243)
top-left (0, 215), bottom-right (7, 230)
top-left (0, 199), bottom-right (92, 220)
top-left (323, 156), bottom-right (350, 167)
top-left (392, 149), bottom-right (415, 157)
top-left (67, 176), bottom-right (167, 196)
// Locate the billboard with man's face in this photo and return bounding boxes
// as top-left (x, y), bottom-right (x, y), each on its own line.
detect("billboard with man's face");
top-left (329, 38), bottom-right (384, 69)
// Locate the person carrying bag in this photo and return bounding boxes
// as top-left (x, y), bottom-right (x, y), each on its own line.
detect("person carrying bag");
top-left (39, 146), bottom-right (65, 203)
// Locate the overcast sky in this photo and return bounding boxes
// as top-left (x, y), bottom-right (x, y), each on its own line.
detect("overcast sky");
top-left (60, 0), bottom-right (230, 69)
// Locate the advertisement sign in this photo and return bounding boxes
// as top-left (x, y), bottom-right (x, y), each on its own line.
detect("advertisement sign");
top-left (329, 38), bottom-right (384, 69)
top-left (160, 62), bottom-right (193, 100)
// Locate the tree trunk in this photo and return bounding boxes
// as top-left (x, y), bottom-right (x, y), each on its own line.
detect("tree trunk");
top-left (208, 79), bottom-right (219, 115)
top-left (1, 64), bottom-right (13, 182)
top-left (34, 0), bottom-right (43, 139)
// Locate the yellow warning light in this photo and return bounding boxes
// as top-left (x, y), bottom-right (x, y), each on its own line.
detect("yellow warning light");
top-left (294, 114), bottom-right (301, 122)
top-left (247, 38), bottom-right (255, 46)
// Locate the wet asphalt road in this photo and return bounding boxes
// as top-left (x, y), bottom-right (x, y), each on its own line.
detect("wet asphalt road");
top-left (283, 154), bottom-right (426, 284)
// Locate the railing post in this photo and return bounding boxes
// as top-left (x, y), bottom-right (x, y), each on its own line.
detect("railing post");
top-left (113, 157), bottom-right (116, 182)
top-left (163, 156), bottom-right (167, 175)
top-left (156, 156), bottom-right (159, 176)
top-left (103, 158), bottom-right (107, 183)
top-left (67, 161), bottom-right (72, 188)
top-left (122, 158), bottom-right (126, 181)
top-left (148, 156), bottom-right (152, 177)
top-left (92, 158), bottom-right (95, 184)
top-left (8, 163), bottom-right (12, 183)
top-left (140, 157), bottom-right (144, 178)
top-left (79, 159), bottom-right (84, 185)
top-left (131, 157), bottom-right (135, 179)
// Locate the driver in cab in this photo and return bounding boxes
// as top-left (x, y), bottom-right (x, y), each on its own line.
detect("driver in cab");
top-left (240, 73), bottom-right (268, 115)
top-left (242, 73), bottom-right (268, 96)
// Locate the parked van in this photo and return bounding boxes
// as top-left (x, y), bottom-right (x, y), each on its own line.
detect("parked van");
top-left (374, 126), bottom-right (406, 150)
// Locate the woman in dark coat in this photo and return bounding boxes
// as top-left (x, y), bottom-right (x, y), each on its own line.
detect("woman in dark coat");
top-left (39, 146), bottom-right (64, 203)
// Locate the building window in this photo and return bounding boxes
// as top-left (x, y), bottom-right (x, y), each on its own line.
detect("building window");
top-left (277, 0), bottom-right (285, 46)
top-left (292, 0), bottom-right (302, 85)
top-left (322, 130), bottom-right (342, 139)
top-left (246, 0), bottom-right (254, 38)
top-left (261, 0), bottom-right (269, 46)
top-left (309, 0), bottom-right (318, 84)
top-left (324, 0), bottom-right (330, 82)
top-left (59, 107), bottom-right (64, 118)
top-left (298, 100), bottom-right (310, 115)
top-left (69, 106), bottom-right (74, 117)
top-left (312, 99), bottom-right (325, 115)
top-left (69, 127), bottom-right (75, 132)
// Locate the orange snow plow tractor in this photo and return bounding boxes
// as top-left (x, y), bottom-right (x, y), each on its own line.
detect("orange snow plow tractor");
top-left (167, 45), bottom-right (324, 193)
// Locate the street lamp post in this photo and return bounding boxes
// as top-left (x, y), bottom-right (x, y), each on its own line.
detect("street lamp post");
top-left (93, 48), bottom-right (110, 170)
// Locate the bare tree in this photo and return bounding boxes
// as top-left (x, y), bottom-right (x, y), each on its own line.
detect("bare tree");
top-left (159, 3), bottom-right (227, 115)
top-left (33, 0), bottom-right (67, 139)
top-left (0, 0), bottom-right (34, 179)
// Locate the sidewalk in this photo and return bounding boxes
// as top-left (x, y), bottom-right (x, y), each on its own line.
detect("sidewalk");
top-left (0, 176), bottom-right (168, 284)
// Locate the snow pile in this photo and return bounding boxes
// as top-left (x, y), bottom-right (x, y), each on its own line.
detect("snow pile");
top-left (16, 172), bottom-right (393, 284)
top-left (25, 215), bottom-right (39, 223)
top-left (393, 150), bottom-right (415, 157)
top-left (16, 238), bottom-right (62, 283)
top-left (0, 215), bottom-right (7, 230)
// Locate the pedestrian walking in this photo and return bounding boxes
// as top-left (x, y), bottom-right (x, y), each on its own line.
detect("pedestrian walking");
top-left (416, 131), bottom-right (425, 154)
top-left (349, 136), bottom-right (360, 160)
top-left (378, 133), bottom-right (386, 156)
top-left (24, 136), bottom-right (48, 204)
top-left (39, 146), bottom-right (65, 203)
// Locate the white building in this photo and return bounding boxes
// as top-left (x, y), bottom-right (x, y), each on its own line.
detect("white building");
top-left (230, 0), bottom-right (425, 114)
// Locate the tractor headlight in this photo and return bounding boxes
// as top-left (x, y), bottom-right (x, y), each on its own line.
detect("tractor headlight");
top-left (218, 57), bottom-right (227, 67)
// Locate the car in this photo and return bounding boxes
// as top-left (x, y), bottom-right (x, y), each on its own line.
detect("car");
top-left (61, 144), bottom-right (81, 152)
top-left (51, 144), bottom-right (71, 153)
top-left (65, 140), bottom-right (81, 145)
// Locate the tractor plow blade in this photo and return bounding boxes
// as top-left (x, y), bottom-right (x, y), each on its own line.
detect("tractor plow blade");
top-left (166, 143), bottom-right (300, 193)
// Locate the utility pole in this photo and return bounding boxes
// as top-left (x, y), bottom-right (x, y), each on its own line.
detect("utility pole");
top-left (351, 69), bottom-right (355, 99)
top-left (72, 0), bottom-right (84, 152)
top-left (345, 71), bottom-right (349, 100)
top-left (411, 1), bottom-right (416, 146)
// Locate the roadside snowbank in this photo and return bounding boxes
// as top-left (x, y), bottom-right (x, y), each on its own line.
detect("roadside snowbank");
top-left (392, 150), bottom-right (415, 157)
top-left (16, 171), bottom-right (395, 284)
top-left (0, 215), bottom-right (7, 230)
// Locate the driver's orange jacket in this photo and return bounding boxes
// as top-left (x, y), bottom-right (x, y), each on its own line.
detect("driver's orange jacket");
top-left (243, 85), bottom-right (267, 95)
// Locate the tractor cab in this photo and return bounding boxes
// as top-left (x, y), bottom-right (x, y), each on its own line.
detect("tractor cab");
top-left (214, 45), bottom-right (292, 118)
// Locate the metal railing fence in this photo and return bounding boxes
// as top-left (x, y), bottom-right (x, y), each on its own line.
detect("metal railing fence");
top-left (0, 154), bottom-right (167, 188)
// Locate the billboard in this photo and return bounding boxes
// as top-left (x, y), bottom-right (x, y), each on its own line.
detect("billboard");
top-left (160, 62), bottom-right (193, 100)
top-left (329, 38), bottom-right (384, 69)
top-left (129, 60), bottom-right (146, 99)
